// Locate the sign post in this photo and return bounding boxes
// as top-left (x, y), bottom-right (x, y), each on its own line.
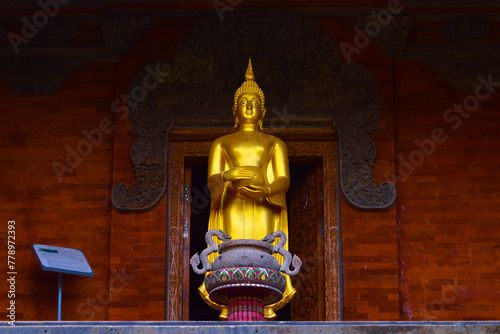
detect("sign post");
top-left (32, 244), bottom-right (94, 321)
top-left (58, 273), bottom-right (62, 321)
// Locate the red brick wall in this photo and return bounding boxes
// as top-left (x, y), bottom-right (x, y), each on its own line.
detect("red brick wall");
top-left (395, 60), bottom-right (500, 320)
top-left (319, 16), bottom-right (400, 321)
top-left (339, 62), bottom-right (400, 320)
top-left (327, 12), bottom-right (500, 321)
top-left (0, 15), bottom-right (194, 320)
top-left (1, 8), bottom-right (500, 322)
top-left (0, 61), bottom-right (115, 320)
top-left (107, 17), bottom-right (194, 321)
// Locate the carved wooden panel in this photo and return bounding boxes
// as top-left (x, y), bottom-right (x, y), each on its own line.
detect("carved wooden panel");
top-left (333, 63), bottom-right (396, 210)
top-left (402, 16), bottom-right (499, 94)
top-left (0, 17), bottom-right (151, 96)
top-left (168, 141), bottom-right (211, 320)
top-left (356, 14), bottom-right (413, 57)
top-left (439, 17), bottom-right (491, 41)
top-left (111, 10), bottom-right (396, 214)
top-left (287, 141), bottom-right (339, 321)
top-left (290, 166), bottom-right (324, 320)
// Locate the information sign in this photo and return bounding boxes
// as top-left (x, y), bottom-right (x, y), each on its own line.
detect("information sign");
top-left (32, 244), bottom-right (94, 277)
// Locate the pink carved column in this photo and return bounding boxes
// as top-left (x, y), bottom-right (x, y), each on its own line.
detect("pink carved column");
top-left (227, 292), bottom-right (265, 321)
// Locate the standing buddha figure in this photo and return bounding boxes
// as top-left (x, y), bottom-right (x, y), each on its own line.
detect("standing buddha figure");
top-left (198, 59), bottom-right (296, 320)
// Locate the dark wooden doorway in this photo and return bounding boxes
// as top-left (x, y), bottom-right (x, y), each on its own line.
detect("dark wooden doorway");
top-left (185, 161), bottom-right (326, 321)
top-left (167, 131), bottom-right (339, 321)
top-left (289, 163), bottom-right (325, 321)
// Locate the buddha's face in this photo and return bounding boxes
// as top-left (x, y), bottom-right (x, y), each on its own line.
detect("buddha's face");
top-left (234, 93), bottom-right (265, 125)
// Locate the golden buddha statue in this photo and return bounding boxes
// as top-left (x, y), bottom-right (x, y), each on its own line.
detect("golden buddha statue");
top-left (198, 59), bottom-right (296, 320)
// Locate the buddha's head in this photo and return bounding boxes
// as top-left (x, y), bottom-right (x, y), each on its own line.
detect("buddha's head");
top-left (233, 59), bottom-right (266, 130)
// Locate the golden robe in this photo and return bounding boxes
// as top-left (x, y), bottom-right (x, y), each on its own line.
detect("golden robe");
top-left (199, 131), bottom-right (296, 320)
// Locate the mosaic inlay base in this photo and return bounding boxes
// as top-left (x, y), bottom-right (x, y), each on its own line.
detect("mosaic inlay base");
top-left (206, 267), bottom-right (286, 305)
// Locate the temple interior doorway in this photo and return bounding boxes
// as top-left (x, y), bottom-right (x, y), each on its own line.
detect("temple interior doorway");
top-left (185, 160), bottom-right (325, 321)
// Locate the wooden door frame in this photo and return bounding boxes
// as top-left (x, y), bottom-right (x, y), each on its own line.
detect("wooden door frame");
top-left (166, 128), bottom-right (340, 321)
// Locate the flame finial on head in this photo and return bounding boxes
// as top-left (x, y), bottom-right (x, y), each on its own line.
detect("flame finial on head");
top-left (245, 58), bottom-right (255, 81)
top-left (233, 58), bottom-right (265, 109)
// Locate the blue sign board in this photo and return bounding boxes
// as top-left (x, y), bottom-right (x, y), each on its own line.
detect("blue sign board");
top-left (32, 244), bottom-right (94, 277)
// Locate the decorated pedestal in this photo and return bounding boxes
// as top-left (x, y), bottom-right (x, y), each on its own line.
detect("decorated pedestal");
top-left (190, 230), bottom-right (302, 321)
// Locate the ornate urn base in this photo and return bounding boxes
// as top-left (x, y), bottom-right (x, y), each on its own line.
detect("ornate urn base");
top-left (190, 230), bottom-right (302, 321)
top-left (207, 240), bottom-right (286, 321)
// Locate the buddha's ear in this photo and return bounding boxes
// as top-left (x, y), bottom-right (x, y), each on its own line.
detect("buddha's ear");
top-left (259, 107), bottom-right (267, 130)
top-left (233, 106), bottom-right (239, 128)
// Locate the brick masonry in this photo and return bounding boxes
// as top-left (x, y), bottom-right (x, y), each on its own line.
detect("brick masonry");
top-left (0, 11), bottom-right (499, 322)
top-left (0, 61), bottom-right (115, 320)
top-left (395, 60), bottom-right (500, 321)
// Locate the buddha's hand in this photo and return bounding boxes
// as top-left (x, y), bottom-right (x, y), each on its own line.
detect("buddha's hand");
top-left (222, 167), bottom-right (256, 182)
top-left (238, 185), bottom-right (270, 199)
